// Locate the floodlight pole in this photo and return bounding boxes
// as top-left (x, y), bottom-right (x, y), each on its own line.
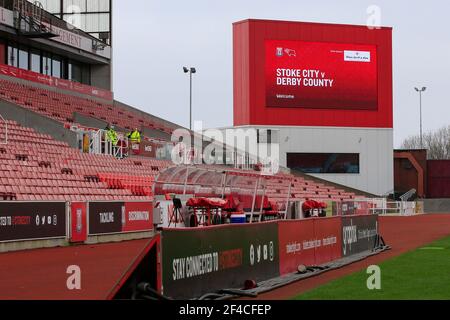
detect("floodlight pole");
top-left (414, 87), bottom-right (426, 149)
top-left (419, 90), bottom-right (423, 148)
top-left (189, 71), bottom-right (193, 131)
top-left (183, 67), bottom-right (196, 131)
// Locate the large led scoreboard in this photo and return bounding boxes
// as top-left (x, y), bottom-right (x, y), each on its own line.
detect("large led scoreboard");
top-left (233, 19), bottom-right (393, 128)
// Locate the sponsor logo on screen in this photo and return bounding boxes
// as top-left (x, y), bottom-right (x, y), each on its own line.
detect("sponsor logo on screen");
top-left (284, 48), bottom-right (297, 57)
top-left (276, 47), bottom-right (297, 58)
top-left (276, 47), bottom-right (284, 57)
top-left (344, 50), bottom-right (371, 62)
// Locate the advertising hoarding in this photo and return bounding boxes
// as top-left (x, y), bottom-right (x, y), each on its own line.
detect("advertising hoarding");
top-left (122, 202), bottom-right (153, 233)
top-left (88, 202), bottom-right (153, 235)
top-left (70, 202), bottom-right (87, 243)
top-left (161, 222), bottom-right (279, 299)
top-left (341, 214), bottom-right (379, 257)
top-left (0, 202), bottom-right (66, 242)
top-left (88, 202), bottom-right (123, 235)
top-left (278, 217), bottom-right (341, 275)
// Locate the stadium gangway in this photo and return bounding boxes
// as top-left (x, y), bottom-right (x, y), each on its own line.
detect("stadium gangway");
top-left (0, 113), bottom-right (7, 145)
top-left (153, 165), bottom-right (294, 223)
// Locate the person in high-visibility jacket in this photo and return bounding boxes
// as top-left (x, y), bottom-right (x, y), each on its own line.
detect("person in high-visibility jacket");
top-left (105, 125), bottom-right (119, 146)
top-left (127, 128), bottom-right (141, 144)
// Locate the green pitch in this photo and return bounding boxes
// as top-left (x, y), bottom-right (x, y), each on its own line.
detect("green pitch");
top-left (293, 236), bottom-right (450, 300)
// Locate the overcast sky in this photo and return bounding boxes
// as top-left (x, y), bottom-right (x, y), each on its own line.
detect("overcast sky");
top-left (112, 0), bottom-right (449, 147)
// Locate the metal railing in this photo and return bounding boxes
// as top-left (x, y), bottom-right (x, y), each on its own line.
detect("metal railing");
top-left (0, 113), bottom-right (7, 145)
top-left (352, 198), bottom-right (421, 216)
top-left (400, 189), bottom-right (417, 202)
top-left (75, 129), bottom-right (129, 159)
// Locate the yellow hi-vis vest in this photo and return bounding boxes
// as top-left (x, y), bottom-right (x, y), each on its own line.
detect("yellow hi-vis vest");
top-left (106, 129), bottom-right (118, 146)
top-left (130, 130), bottom-right (141, 143)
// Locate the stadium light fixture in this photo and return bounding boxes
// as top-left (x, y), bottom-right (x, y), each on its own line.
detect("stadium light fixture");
top-left (414, 87), bottom-right (427, 149)
top-left (183, 66), bottom-right (197, 130)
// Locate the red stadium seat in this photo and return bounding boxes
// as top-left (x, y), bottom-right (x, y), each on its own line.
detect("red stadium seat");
top-left (0, 120), bottom-right (171, 201)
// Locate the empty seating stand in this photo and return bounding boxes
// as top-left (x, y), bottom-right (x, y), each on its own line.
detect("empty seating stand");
top-left (265, 176), bottom-right (357, 204)
top-left (193, 165), bottom-right (360, 205)
top-left (0, 88), bottom-right (361, 204)
top-left (0, 78), bottom-right (175, 135)
top-left (0, 120), bottom-right (171, 202)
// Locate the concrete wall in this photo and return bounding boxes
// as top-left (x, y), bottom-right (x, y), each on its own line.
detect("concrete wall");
top-left (73, 112), bottom-right (109, 130)
top-left (424, 199), bottom-right (450, 214)
top-left (282, 127), bottom-right (393, 196)
top-left (0, 239), bottom-right (68, 254)
top-left (0, 99), bottom-right (78, 148)
top-left (86, 231), bottom-right (154, 245)
top-left (91, 64), bottom-right (112, 91)
top-left (0, 232), bottom-right (154, 254)
top-left (142, 127), bottom-right (171, 141)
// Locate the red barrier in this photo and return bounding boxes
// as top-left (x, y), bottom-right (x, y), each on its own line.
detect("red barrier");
top-left (70, 202), bottom-right (87, 243)
top-left (278, 219), bottom-right (316, 275)
top-left (0, 202), bottom-right (66, 242)
top-left (278, 217), bottom-right (342, 275)
top-left (122, 202), bottom-right (153, 233)
top-left (313, 217), bottom-right (342, 265)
